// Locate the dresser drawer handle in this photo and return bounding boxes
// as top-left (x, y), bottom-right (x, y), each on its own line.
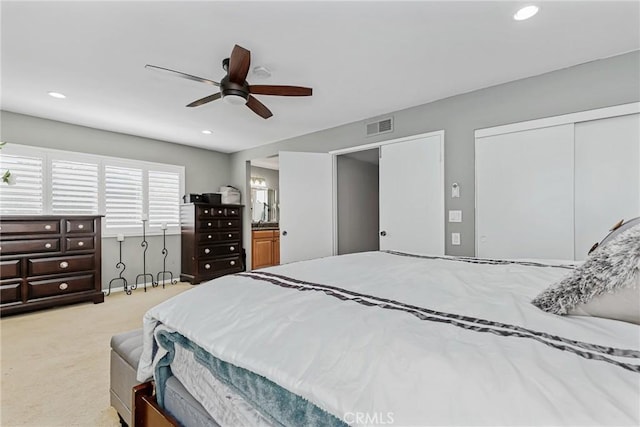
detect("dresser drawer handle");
top-left (59, 283), bottom-right (68, 290)
top-left (231, 210), bottom-right (236, 215)
top-left (207, 222), bottom-right (212, 227)
top-left (78, 241), bottom-right (85, 247)
top-left (228, 234), bottom-right (232, 238)
top-left (230, 261), bottom-right (236, 266)
top-left (227, 222), bottom-right (232, 226)
top-left (218, 210), bottom-right (223, 214)
top-left (59, 261), bottom-right (69, 269)
top-left (204, 248), bottom-right (210, 254)
top-left (78, 224), bottom-right (84, 229)
top-left (204, 264), bottom-right (211, 270)
top-left (45, 224), bottom-right (52, 230)
top-left (230, 246), bottom-right (235, 251)
top-left (204, 209), bottom-right (209, 214)
top-left (45, 243), bottom-right (52, 249)
top-left (208, 235), bottom-right (212, 239)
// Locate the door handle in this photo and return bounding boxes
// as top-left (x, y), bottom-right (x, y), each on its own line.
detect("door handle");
top-left (380, 231), bottom-right (387, 237)
top-left (282, 231), bottom-right (288, 236)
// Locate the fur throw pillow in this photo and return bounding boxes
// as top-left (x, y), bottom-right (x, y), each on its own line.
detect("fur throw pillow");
top-left (532, 223), bottom-right (640, 324)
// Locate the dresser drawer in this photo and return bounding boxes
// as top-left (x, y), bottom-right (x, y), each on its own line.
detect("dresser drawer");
top-left (0, 238), bottom-right (60, 255)
top-left (0, 260), bottom-right (21, 279)
top-left (0, 220), bottom-right (60, 235)
top-left (28, 274), bottom-right (94, 300)
top-left (198, 231), bottom-right (240, 243)
top-left (66, 219), bottom-right (94, 233)
top-left (199, 243), bottom-right (240, 258)
top-left (199, 257), bottom-right (241, 274)
top-left (65, 237), bottom-right (94, 251)
top-left (0, 281), bottom-right (22, 304)
top-left (199, 219), bottom-right (241, 230)
top-left (28, 254), bottom-right (95, 276)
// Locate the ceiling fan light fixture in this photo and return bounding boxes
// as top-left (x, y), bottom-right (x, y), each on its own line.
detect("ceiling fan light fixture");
top-left (514, 5), bottom-right (539, 21)
top-left (223, 94), bottom-right (247, 105)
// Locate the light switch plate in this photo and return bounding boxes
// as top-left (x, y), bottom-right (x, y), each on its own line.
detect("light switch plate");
top-left (452, 233), bottom-right (461, 245)
top-left (448, 210), bottom-right (462, 222)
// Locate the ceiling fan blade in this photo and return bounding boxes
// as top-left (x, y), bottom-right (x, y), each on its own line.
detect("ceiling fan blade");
top-left (186, 92), bottom-right (222, 107)
top-left (145, 64), bottom-right (220, 87)
top-left (228, 45), bottom-right (251, 84)
top-left (249, 85), bottom-right (312, 96)
top-left (246, 95), bottom-right (273, 119)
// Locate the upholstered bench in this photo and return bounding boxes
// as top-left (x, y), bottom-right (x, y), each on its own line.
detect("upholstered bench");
top-left (110, 329), bottom-right (144, 426)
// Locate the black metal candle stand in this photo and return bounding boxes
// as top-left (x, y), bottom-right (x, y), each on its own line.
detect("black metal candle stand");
top-left (156, 227), bottom-right (177, 288)
top-left (106, 239), bottom-right (128, 296)
top-left (135, 219), bottom-right (157, 292)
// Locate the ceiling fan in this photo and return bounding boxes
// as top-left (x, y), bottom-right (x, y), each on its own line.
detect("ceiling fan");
top-left (145, 44), bottom-right (312, 119)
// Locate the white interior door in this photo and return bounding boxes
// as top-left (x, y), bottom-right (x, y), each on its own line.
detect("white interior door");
top-left (379, 134), bottom-right (444, 255)
top-left (476, 124), bottom-right (575, 260)
top-left (279, 151), bottom-right (333, 264)
top-left (574, 113), bottom-right (640, 259)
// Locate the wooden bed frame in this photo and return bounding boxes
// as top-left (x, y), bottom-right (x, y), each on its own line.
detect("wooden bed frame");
top-left (132, 381), bottom-right (179, 427)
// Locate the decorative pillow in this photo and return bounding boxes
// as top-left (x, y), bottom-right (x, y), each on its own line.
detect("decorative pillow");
top-left (532, 223), bottom-right (640, 324)
top-left (588, 217), bottom-right (640, 254)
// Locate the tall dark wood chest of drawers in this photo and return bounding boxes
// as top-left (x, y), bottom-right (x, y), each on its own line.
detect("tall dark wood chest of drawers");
top-left (0, 215), bottom-right (104, 316)
top-left (180, 203), bottom-right (243, 284)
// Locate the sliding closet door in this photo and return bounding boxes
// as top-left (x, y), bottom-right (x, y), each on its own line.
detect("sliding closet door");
top-left (574, 113), bottom-right (640, 259)
top-left (476, 124), bottom-right (575, 260)
top-left (279, 151), bottom-right (333, 264)
top-left (379, 134), bottom-right (444, 255)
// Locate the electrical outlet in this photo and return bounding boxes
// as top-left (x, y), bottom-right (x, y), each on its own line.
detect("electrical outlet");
top-left (448, 210), bottom-right (462, 223)
top-left (451, 233), bottom-right (461, 245)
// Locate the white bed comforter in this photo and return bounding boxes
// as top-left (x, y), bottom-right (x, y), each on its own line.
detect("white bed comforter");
top-left (138, 251), bottom-right (640, 426)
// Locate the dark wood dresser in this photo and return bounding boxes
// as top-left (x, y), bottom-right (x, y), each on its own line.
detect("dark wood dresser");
top-left (0, 215), bottom-right (104, 316)
top-left (180, 203), bottom-right (243, 284)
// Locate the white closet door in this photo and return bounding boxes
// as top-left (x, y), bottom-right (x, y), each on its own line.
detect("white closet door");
top-left (476, 124), bottom-right (574, 260)
top-left (379, 134), bottom-right (444, 255)
top-left (279, 152), bottom-right (333, 264)
top-left (574, 113), bottom-right (640, 259)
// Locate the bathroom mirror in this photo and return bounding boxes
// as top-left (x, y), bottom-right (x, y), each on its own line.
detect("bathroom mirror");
top-left (251, 187), bottom-right (278, 223)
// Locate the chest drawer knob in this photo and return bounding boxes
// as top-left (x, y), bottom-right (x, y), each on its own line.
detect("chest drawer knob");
top-left (59, 261), bottom-right (69, 269)
top-left (78, 224), bottom-right (84, 230)
top-left (45, 243), bottom-right (52, 249)
top-left (204, 248), bottom-right (210, 254)
top-left (204, 209), bottom-right (209, 214)
top-left (204, 263), bottom-right (211, 270)
top-left (78, 241), bottom-right (85, 247)
top-left (230, 260), bottom-right (236, 266)
top-left (230, 246), bottom-right (235, 251)
top-left (228, 233), bottom-right (232, 238)
top-left (45, 224), bottom-right (52, 230)
top-left (218, 210), bottom-right (223, 214)
top-left (227, 222), bottom-right (232, 226)
top-left (59, 282), bottom-right (69, 290)
top-left (207, 222), bottom-right (212, 227)
top-left (208, 235), bottom-right (212, 239)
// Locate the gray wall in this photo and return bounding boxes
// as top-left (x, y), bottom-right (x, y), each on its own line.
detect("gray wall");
top-left (0, 111), bottom-right (231, 290)
top-left (337, 155), bottom-right (379, 255)
top-left (230, 51), bottom-right (640, 260)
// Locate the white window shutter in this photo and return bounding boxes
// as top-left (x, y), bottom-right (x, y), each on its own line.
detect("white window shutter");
top-left (148, 170), bottom-right (180, 228)
top-left (51, 160), bottom-right (99, 215)
top-left (0, 154), bottom-right (43, 215)
top-left (105, 165), bottom-right (143, 229)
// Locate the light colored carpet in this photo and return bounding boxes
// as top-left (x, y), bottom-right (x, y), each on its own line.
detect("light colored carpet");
top-left (0, 283), bottom-right (192, 427)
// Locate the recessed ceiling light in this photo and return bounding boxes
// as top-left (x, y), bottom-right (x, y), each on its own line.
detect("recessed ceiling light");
top-left (514, 5), bottom-right (539, 21)
top-left (201, 130), bottom-right (213, 135)
top-left (48, 91), bottom-right (66, 99)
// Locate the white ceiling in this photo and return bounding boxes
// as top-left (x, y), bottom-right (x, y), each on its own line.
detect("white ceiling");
top-left (2, 1), bottom-right (638, 154)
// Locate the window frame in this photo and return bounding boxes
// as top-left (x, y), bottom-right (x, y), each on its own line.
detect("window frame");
top-left (1, 143), bottom-right (185, 237)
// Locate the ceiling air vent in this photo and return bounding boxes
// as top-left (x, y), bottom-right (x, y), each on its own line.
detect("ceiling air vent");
top-left (366, 117), bottom-right (394, 137)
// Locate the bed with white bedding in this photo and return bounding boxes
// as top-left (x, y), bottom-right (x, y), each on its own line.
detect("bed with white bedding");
top-left (137, 250), bottom-right (640, 426)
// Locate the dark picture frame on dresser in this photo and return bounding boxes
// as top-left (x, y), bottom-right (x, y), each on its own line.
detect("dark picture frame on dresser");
top-left (0, 215), bottom-right (104, 316)
top-left (180, 203), bottom-right (243, 284)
